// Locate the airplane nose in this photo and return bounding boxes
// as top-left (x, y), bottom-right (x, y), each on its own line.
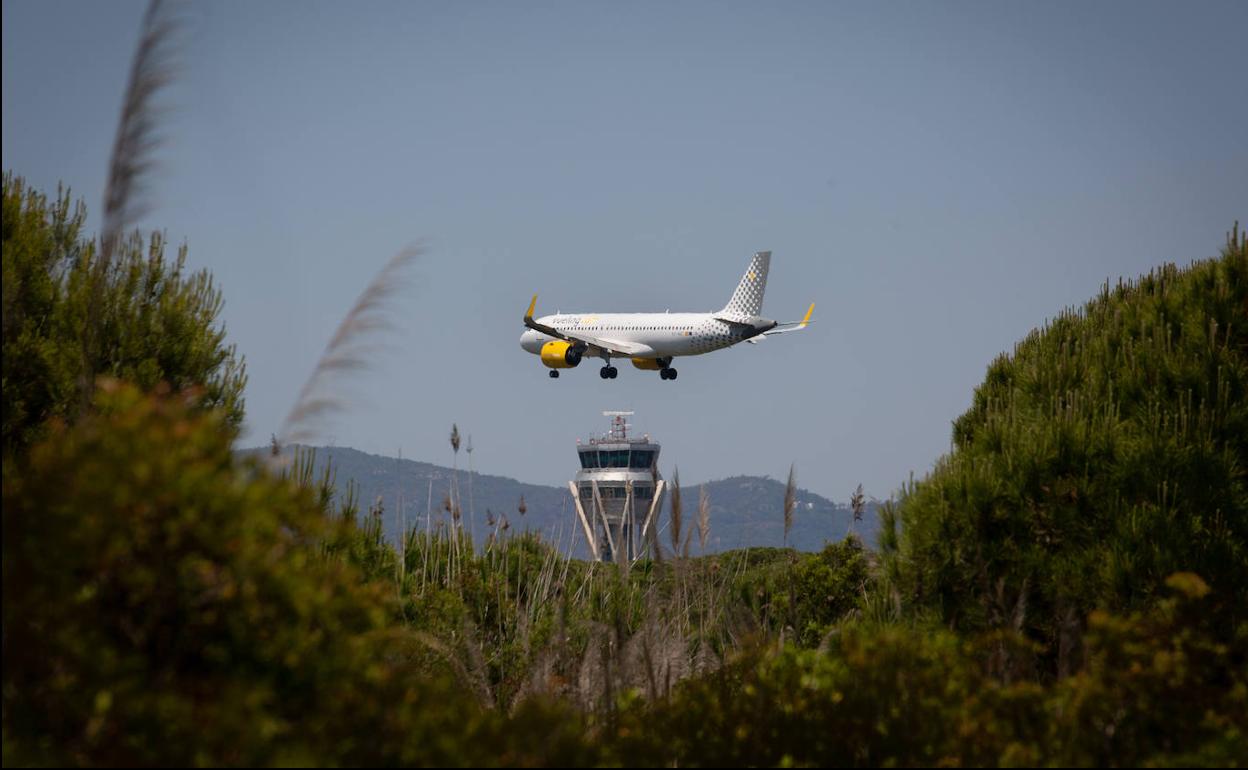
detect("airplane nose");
top-left (520, 330), bottom-right (540, 353)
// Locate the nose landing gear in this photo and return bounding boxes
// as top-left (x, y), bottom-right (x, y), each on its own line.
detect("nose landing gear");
top-left (549, 370), bottom-right (560, 378)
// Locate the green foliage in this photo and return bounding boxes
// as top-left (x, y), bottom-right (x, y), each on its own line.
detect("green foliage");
top-left (1, 383), bottom-right (596, 766)
top-left (1050, 572), bottom-right (1248, 766)
top-left (790, 537), bottom-right (871, 646)
top-left (396, 531), bottom-right (666, 707)
top-left (610, 574), bottom-right (1247, 767)
top-left (719, 540), bottom-right (871, 647)
top-left (1, 172), bottom-right (246, 456)
top-left (613, 629), bottom-right (1022, 767)
top-left (882, 233), bottom-right (1248, 669)
top-left (364, 529), bottom-right (874, 711)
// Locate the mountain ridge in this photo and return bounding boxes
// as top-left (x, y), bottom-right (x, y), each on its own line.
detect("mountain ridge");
top-left (240, 445), bottom-right (880, 557)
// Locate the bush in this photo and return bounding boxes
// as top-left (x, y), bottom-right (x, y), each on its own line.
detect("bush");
top-left (882, 231), bottom-right (1248, 671)
top-left (1, 382), bottom-right (595, 766)
top-left (2, 172), bottom-right (246, 457)
top-left (609, 574), bottom-right (1246, 767)
top-left (790, 537), bottom-right (871, 646)
top-left (717, 540), bottom-right (871, 647)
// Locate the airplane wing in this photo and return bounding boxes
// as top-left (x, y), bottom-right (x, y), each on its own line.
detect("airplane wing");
top-left (566, 332), bottom-right (649, 356)
top-left (524, 295), bottom-right (649, 356)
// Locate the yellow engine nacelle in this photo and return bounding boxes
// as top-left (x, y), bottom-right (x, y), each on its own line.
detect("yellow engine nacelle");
top-left (631, 357), bottom-right (663, 370)
top-left (541, 340), bottom-right (583, 369)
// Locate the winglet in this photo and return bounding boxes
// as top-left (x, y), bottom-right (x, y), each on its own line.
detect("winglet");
top-left (525, 294), bottom-right (538, 323)
top-left (799, 302), bottom-right (815, 328)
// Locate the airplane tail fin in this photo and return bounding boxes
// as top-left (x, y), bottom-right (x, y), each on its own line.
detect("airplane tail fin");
top-left (720, 251), bottom-right (771, 320)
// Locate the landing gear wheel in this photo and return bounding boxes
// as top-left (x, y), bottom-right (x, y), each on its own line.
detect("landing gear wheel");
top-left (600, 366), bottom-right (611, 379)
top-left (661, 367), bottom-right (678, 380)
top-left (609, 366), bottom-right (618, 379)
top-left (549, 370), bottom-right (560, 378)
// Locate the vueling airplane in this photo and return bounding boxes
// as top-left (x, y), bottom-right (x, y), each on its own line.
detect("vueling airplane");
top-left (520, 251), bottom-right (814, 380)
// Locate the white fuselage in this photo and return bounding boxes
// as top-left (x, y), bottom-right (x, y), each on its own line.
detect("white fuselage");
top-left (520, 312), bottom-right (764, 360)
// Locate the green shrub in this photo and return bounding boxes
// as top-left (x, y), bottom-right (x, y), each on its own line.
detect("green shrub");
top-left (717, 540), bottom-right (871, 647)
top-left (610, 574), bottom-right (1246, 767)
top-left (882, 232), bottom-right (1248, 670)
top-left (790, 537), bottom-right (871, 646)
top-left (2, 173), bottom-right (246, 457)
top-left (1046, 573), bottom-right (1248, 766)
top-left (1, 383), bottom-right (595, 766)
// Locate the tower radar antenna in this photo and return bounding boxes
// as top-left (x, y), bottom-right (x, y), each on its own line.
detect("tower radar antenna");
top-left (602, 410), bottom-right (635, 440)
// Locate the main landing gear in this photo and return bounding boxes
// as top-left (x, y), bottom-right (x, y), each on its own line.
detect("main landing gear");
top-left (599, 365), bottom-right (618, 379)
top-left (653, 357), bottom-right (677, 381)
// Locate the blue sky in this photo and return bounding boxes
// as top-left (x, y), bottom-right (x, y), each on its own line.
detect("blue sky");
top-left (4, 1), bottom-right (1245, 502)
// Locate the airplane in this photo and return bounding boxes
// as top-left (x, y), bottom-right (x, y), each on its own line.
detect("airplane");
top-left (520, 251), bottom-right (814, 380)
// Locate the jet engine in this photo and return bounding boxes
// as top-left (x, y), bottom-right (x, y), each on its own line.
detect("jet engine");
top-left (631, 357), bottom-right (672, 370)
top-left (541, 340), bottom-right (584, 368)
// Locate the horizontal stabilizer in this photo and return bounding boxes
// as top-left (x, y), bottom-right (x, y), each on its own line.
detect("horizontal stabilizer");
top-left (759, 303), bottom-right (815, 337)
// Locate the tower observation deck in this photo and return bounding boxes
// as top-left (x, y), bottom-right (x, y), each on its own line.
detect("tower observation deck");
top-left (569, 411), bottom-right (667, 563)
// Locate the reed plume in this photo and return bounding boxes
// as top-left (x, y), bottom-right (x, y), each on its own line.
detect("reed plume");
top-left (279, 246), bottom-right (421, 445)
top-left (99, 0), bottom-right (178, 262)
top-left (697, 485), bottom-right (710, 552)
top-left (669, 468), bottom-right (683, 558)
top-left (849, 483), bottom-right (865, 537)
top-left (783, 464), bottom-right (797, 548)
top-left (466, 434), bottom-right (477, 543)
top-left (449, 424), bottom-right (462, 532)
top-left (81, 0), bottom-right (179, 412)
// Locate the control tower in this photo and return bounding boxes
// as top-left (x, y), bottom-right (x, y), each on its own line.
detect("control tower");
top-left (569, 411), bottom-right (667, 563)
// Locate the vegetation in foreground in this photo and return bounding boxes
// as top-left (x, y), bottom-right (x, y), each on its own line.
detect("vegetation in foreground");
top-left (3, 174), bottom-right (1245, 766)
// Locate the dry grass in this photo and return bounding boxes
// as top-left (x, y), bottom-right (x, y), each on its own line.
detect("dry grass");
top-left (669, 468), bottom-right (683, 557)
top-left (99, 0), bottom-right (179, 261)
top-left (849, 482), bottom-right (865, 537)
top-left (279, 246), bottom-right (421, 446)
top-left (697, 484), bottom-right (710, 552)
top-left (80, 0), bottom-right (180, 412)
top-left (783, 464), bottom-right (797, 548)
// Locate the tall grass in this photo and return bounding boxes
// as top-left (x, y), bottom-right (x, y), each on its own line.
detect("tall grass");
top-left (279, 246), bottom-right (422, 447)
top-left (325, 476), bottom-right (853, 711)
top-left (80, 0), bottom-right (179, 414)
